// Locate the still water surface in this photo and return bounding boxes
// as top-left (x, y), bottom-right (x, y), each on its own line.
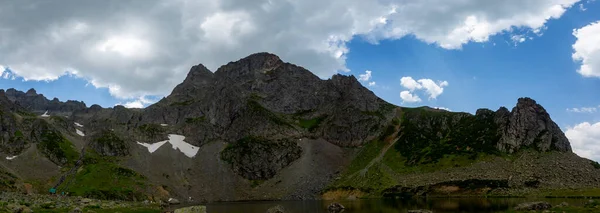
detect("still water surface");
top-left (199, 198), bottom-right (588, 213)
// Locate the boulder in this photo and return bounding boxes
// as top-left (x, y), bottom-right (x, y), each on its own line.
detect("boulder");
top-left (266, 205), bottom-right (286, 213)
top-left (168, 198), bottom-right (181, 205)
top-left (514, 201), bottom-right (552, 211)
top-left (327, 202), bottom-right (345, 213)
top-left (69, 207), bottom-right (83, 213)
top-left (174, 205), bottom-right (207, 213)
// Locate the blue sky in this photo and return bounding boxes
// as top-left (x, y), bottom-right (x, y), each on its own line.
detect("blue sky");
top-left (349, 2), bottom-right (600, 128)
top-left (1, 0), bottom-right (600, 160)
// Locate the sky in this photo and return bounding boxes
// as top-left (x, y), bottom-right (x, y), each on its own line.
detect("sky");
top-left (1, 0), bottom-right (600, 161)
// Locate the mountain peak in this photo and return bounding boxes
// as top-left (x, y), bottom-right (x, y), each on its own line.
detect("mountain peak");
top-left (26, 88), bottom-right (37, 96)
top-left (215, 52), bottom-right (283, 76)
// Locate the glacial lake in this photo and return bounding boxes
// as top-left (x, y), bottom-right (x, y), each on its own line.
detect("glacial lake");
top-left (175, 198), bottom-right (590, 213)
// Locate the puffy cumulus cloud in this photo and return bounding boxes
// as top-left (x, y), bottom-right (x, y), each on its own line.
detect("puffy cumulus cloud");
top-left (400, 76), bottom-right (449, 100)
top-left (573, 21), bottom-right (600, 78)
top-left (418, 79), bottom-right (449, 99)
top-left (400, 91), bottom-right (421, 103)
top-left (359, 70), bottom-right (372, 81)
top-left (400, 77), bottom-right (423, 91)
top-left (567, 106), bottom-right (598, 113)
top-left (358, 70), bottom-right (376, 87)
top-left (565, 122), bottom-right (600, 162)
top-left (0, 0), bottom-right (580, 100)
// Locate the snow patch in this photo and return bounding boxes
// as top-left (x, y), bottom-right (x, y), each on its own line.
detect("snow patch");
top-left (5, 156), bottom-right (17, 160)
top-left (74, 122), bottom-right (84, 128)
top-left (137, 141), bottom-right (168, 153)
top-left (167, 134), bottom-right (199, 158)
top-left (136, 134), bottom-right (199, 158)
top-left (41, 111), bottom-right (50, 117)
top-left (160, 124), bottom-right (168, 127)
top-left (76, 129), bottom-right (85, 136)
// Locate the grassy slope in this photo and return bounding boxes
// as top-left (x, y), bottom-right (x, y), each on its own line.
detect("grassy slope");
top-left (57, 150), bottom-right (150, 201)
top-left (326, 106), bottom-right (599, 198)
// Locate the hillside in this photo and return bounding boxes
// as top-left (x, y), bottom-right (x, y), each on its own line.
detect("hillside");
top-left (1, 52), bottom-right (599, 203)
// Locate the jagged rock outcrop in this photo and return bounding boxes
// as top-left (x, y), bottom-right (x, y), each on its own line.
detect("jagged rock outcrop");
top-left (220, 137), bottom-right (302, 180)
top-left (495, 98), bottom-right (571, 153)
top-left (4, 88), bottom-right (86, 116)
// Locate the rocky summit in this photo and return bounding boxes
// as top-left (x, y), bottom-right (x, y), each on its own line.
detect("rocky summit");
top-left (0, 52), bottom-right (599, 204)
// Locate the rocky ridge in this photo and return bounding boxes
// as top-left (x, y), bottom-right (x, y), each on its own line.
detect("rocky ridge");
top-left (0, 52), bottom-right (596, 203)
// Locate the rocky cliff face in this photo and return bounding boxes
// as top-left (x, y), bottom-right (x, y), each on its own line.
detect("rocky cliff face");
top-left (4, 88), bottom-right (86, 116)
top-left (495, 98), bottom-right (571, 153)
top-left (141, 52), bottom-right (393, 147)
top-left (0, 52), bottom-right (592, 203)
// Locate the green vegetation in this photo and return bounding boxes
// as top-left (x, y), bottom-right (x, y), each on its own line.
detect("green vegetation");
top-left (395, 108), bottom-right (500, 165)
top-left (138, 124), bottom-right (164, 138)
top-left (329, 107), bottom-right (504, 196)
top-left (185, 116), bottom-right (206, 124)
top-left (247, 100), bottom-right (290, 127)
top-left (92, 131), bottom-right (129, 156)
top-left (298, 115), bottom-right (327, 131)
top-left (0, 170), bottom-right (18, 190)
top-left (591, 161), bottom-right (600, 169)
top-left (32, 207), bottom-right (161, 213)
top-left (49, 115), bottom-right (67, 123)
top-left (38, 130), bottom-right (79, 166)
top-left (221, 136), bottom-right (302, 180)
top-left (60, 150), bottom-right (148, 201)
top-left (169, 100), bottom-right (194, 106)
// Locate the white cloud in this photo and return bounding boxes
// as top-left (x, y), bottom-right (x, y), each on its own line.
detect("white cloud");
top-left (434, 107), bottom-right (452, 111)
top-left (359, 70), bottom-right (372, 82)
top-left (573, 21), bottom-right (600, 78)
top-left (511, 35), bottom-right (527, 45)
top-left (400, 76), bottom-right (449, 100)
top-left (567, 106), bottom-right (598, 113)
top-left (400, 77), bottom-right (423, 91)
top-left (400, 90), bottom-right (422, 103)
top-left (579, 3), bottom-right (587, 11)
top-left (418, 79), bottom-right (449, 99)
top-left (0, 0), bottom-right (581, 100)
top-left (368, 81), bottom-right (376, 86)
top-left (565, 122), bottom-right (600, 162)
top-left (116, 96), bottom-right (156, 108)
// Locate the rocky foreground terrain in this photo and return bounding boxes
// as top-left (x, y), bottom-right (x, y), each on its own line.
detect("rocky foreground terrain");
top-left (1, 52), bottom-right (600, 205)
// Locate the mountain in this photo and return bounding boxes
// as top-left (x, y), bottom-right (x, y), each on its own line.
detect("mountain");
top-left (4, 88), bottom-right (86, 116)
top-left (0, 52), bottom-right (599, 203)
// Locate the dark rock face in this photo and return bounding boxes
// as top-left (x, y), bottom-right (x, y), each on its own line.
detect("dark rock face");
top-left (4, 88), bottom-right (86, 116)
top-left (141, 52), bottom-right (393, 147)
top-left (327, 203), bottom-right (345, 213)
top-left (220, 137), bottom-right (302, 180)
top-left (88, 130), bottom-right (130, 157)
top-left (495, 98), bottom-right (571, 153)
top-left (514, 201), bottom-right (552, 211)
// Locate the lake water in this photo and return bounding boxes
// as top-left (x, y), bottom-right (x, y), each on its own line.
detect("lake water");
top-left (195, 198), bottom-right (588, 213)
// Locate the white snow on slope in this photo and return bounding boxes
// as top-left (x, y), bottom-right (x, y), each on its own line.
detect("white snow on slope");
top-left (74, 122), bottom-right (84, 127)
top-left (137, 141), bottom-right (169, 153)
top-left (76, 129), bottom-right (85, 137)
top-left (6, 156), bottom-right (17, 160)
top-left (136, 134), bottom-right (199, 158)
top-left (160, 124), bottom-right (168, 127)
top-left (41, 111), bottom-right (50, 117)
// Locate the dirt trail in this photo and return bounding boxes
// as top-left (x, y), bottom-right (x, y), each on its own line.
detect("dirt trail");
top-left (344, 109), bottom-right (403, 179)
top-left (358, 123), bottom-right (401, 177)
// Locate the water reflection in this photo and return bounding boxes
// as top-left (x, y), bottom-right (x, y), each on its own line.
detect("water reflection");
top-left (202, 198), bottom-right (588, 213)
